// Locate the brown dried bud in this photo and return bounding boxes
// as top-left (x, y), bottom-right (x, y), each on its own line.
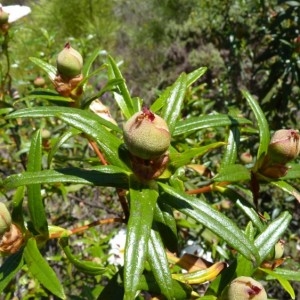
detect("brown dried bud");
top-left (130, 152), bottom-right (169, 181)
top-left (0, 224), bottom-right (24, 254)
top-left (89, 99), bottom-right (117, 126)
top-left (222, 276), bottom-right (267, 300)
top-left (268, 129), bottom-right (300, 164)
top-left (56, 42), bottom-right (83, 80)
top-left (123, 108), bottom-right (171, 160)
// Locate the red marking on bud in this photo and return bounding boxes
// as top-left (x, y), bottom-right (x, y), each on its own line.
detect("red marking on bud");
top-left (64, 42), bottom-right (71, 49)
top-left (142, 107), bottom-right (155, 121)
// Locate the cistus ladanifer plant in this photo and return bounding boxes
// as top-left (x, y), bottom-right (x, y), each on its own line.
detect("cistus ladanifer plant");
top-left (1, 40), bottom-right (300, 300)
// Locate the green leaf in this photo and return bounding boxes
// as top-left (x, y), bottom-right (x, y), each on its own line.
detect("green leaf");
top-left (269, 180), bottom-right (300, 203)
top-left (137, 272), bottom-right (193, 300)
top-left (138, 272), bottom-right (193, 300)
top-left (20, 89), bottom-right (74, 103)
top-left (27, 130), bottom-right (48, 236)
top-left (81, 78), bottom-right (124, 109)
top-left (271, 268), bottom-right (300, 281)
top-left (170, 142), bottom-right (225, 170)
top-left (173, 114), bottom-right (252, 136)
top-left (6, 106), bottom-right (127, 169)
top-left (107, 55), bottom-right (135, 118)
top-left (220, 126), bottom-right (240, 168)
top-left (186, 67), bottom-right (207, 87)
top-left (153, 202), bottom-right (177, 252)
top-left (47, 128), bottom-right (81, 167)
top-left (150, 67), bottom-right (206, 113)
top-left (0, 250), bottom-right (24, 293)
top-left (213, 164), bottom-right (251, 182)
top-left (282, 163), bottom-right (300, 179)
top-left (11, 186), bottom-right (26, 230)
top-left (82, 48), bottom-right (102, 79)
top-left (124, 180), bottom-right (158, 300)
top-left (158, 183), bottom-right (260, 263)
top-left (29, 57), bottom-right (56, 81)
top-left (235, 199), bottom-right (265, 233)
top-left (3, 166), bottom-right (129, 190)
top-left (242, 90), bottom-right (270, 166)
top-left (260, 267), bottom-right (295, 299)
top-left (24, 238), bottom-right (66, 299)
top-left (6, 106), bottom-right (121, 133)
top-left (147, 229), bottom-right (174, 300)
top-left (161, 73), bottom-right (187, 134)
top-left (254, 211), bottom-right (291, 264)
top-left (59, 237), bottom-right (107, 276)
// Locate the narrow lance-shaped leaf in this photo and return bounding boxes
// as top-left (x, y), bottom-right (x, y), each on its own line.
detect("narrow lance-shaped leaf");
top-left (151, 67), bottom-right (207, 113)
top-left (213, 164), bottom-right (251, 182)
top-left (147, 228), bottom-right (174, 299)
top-left (220, 125), bottom-right (240, 168)
top-left (161, 73), bottom-right (187, 134)
top-left (260, 267), bottom-right (295, 300)
top-left (27, 130), bottom-right (48, 236)
top-left (59, 237), bottom-right (107, 276)
top-left (242, 90), bottom-right (270, 168)
top-left (3, 166), bottom-right (129, 190)
top-left (107, 55), bottom-right (136, 118)
top-left (29, 57), bottom-right (56, 81)
top-left (124, 179), bottom-right (158, 300)
top-left (254, 211), bottom-right (291, 264)
top-left (173, 114), bottom-right (252, 136)
top-left (24, 238), bottom-right (66, 299)
top-left (0, 250), bottom-right (24, 293)
top-left (158, 183), bottom-right (260, 263)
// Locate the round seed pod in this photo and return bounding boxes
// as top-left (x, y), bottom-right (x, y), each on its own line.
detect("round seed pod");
top-left (56, 42), bottom-right (83, 79)
top-left (268, 129), bottom-right (300, 164)
top-left (222, 276), bottom-right (267, 300)
top-left (123, 108), bottom-right (171, 160)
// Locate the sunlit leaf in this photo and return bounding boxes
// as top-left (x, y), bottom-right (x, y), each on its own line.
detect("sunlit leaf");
top-left (254, 211), bottom-right (291, 264)
top-left (107, 55), bottom-right (136, 118)
top-left (220, 126), bottom-right (240, 168)
top-left (59, 237), bottom-right (107, 276)
top-left (3, 166), bottom-right (129, 190)
top-left (173, 114), bottom-right (252, 136)
top-left (24, 238), bottom-right (66, 299)
top-left (158, 183), bottom-right (260, 262)
top-left (124, 180), bottom-right (158, 300)
top-left (242, 90), bottom-right (270, 167)
top-left (161, 73), bottom-right (187, 134)
top-left (260, 267), bottom-right (295, 299)
top-left (147, 229), bottom-right (174, 299)
top-left (213, 164), bottom-right (251, 182)
top-left (170, 142), bottom-right (225, 170)
top-left (29, 57), bottom-right (56, 81)
top-left (27, 130), bottom-right (48, 236)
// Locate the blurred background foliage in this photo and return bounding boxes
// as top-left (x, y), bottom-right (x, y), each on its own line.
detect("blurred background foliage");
top-left (1, 0), bottom-right (300, 298)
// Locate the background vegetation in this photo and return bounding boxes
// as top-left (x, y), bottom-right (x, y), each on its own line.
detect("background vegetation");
top-left (0, 0), bottom-right (300, 299)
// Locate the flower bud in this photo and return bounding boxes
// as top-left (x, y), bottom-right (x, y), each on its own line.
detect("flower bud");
top-left (0, 203), bottom-right (12, 235)
top-left (222, 276), bottom-right (267, 300)
top-left (123, 108), bottom-right (171, 160)
top-left (0, 8), bottom-right (9, 25)
top-left (33, 76), bottom-right (46, 87)
top-left (240, 152), bottom-right (253, 164)
top-left (268, 129), bottom-right (300, 164)
top-left (274, 240), bottom-right (285, 260)
top-left (56, 42), bottom-right (83, 80)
